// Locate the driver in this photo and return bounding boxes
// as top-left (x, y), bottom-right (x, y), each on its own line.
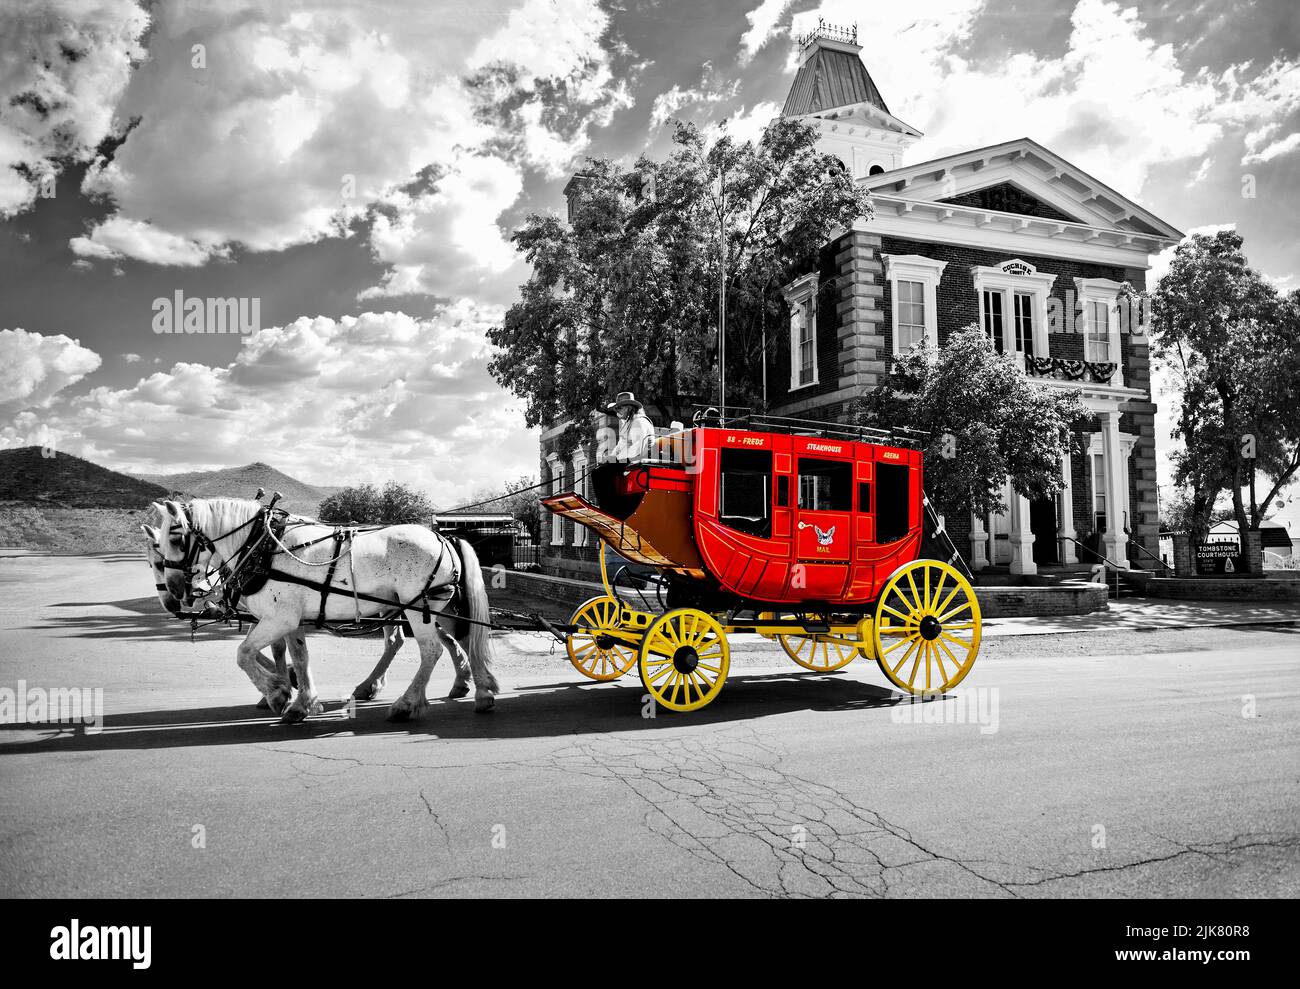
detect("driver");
top-left (605, 391), bottom-right (655, 462)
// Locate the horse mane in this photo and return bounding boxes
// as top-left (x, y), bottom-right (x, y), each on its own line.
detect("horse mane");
top-left (187, 497), bottom-right (263, 537)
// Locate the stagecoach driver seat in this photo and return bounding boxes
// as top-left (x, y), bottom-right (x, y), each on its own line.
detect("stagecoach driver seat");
top-left (604, 391), bottom-right (656, 462)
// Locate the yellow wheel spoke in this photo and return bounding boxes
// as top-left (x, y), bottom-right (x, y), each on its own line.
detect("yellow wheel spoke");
top-left (891, 637), bottom-right (920, 675)
top-left (930, 569), bottom-right (946, 612)
top-left (934, 583), bottom-right (962, 619)
top-left (881, 635), bottom-right (912, 657)
top-left (905, 570), bottom-right (922, 612)
top-left (880, 603), bottom-right (912, 624)
top-left (906, 644), bottom-right (923, 687)
top-left (937, 637), bottom-right (962, 672)
top-left (931, 642), bottom-right (948, 682)
top-left (938, 601), bottom-right (971, 623)
top-left (939, 633), bottom-right (972, 656)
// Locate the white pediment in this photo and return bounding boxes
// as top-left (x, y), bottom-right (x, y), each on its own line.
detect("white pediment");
top-left (860, 138), bottom-right (1182, 239)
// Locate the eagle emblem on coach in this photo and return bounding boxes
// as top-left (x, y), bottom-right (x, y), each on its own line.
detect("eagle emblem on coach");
top-left (798, 521), bottom-right (836, 545)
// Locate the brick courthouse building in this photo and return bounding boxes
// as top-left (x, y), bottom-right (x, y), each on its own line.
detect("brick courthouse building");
top-left (540, 24), bottom-right (1181, 581)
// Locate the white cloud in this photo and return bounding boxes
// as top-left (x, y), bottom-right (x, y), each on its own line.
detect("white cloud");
top-left (711, 101), bottom-right (782, 146)
top-left (7, 308), bottom-right (537, 504)
top-left (1147, 222), bottom-right (1237, 286)
top-left (0, 328), bottom-right (102, 413)
top-left (46, 0), bottom-right (628, 299)
top-left (70, 216), bottom-right (213, 267)
top-left (1243, 130), bottom-right (1300, 165)
top-left (739, 0), bottom-right (793, 64)
top-left (360, 154), bottom-right (524, 301)
top-left (0, 0), bottom-right (149, 217)
top-left (796, 0), bottom-right (1300, 198)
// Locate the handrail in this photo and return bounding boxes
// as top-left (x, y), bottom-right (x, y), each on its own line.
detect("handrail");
top-left (1127, 537), bottom-right (1173, 575)
top-left (1059, 534), bottom-right (1125, 598)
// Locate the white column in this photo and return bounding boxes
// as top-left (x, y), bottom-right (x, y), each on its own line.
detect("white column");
top-left (970, 512), bottom-right (989, 571)
top-left (1058, 451), bottom-right (1077, 564)
top-left (1008, 491), bottom-right (1037, 575)
top-left (571, 452), bottom-right (587, 546)
top-left (1100, 411), bottom-right (1129, 567)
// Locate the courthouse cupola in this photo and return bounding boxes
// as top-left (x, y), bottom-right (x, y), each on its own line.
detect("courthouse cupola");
top-left (781, 20), bottom-right (922, 178)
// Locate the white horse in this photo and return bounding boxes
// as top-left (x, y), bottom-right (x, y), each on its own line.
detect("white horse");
top-left (140, 523), bottom-right (411, 709)
top-left (154, 498), bottom-right (497, 723)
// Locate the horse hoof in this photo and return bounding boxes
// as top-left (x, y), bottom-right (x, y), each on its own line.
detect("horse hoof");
top-left (473, 695), bottom-right (495, 714)
top-left (387, 699), bottom-right (426, 722)
top-left (352, 682), bottom-right (379, 701)
top-left (279, 707), bottom-right (308, 725)
top-left (447, 682), bottom-right (470, 700)
top-left (267, 690), bottom-right (292, 715)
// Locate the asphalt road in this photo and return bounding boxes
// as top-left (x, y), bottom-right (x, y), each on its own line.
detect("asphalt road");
top-left (2, 552), bottom-right (1298, 898)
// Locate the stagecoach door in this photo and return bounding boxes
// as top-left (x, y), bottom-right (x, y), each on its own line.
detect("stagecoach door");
top-left (793, 456), bottom-right (852, 596)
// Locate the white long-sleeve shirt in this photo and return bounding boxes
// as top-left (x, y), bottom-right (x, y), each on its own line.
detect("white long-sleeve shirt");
top-left (612, 411), bottom-right (655, 461)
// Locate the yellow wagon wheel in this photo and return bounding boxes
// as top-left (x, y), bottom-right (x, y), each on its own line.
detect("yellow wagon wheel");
top-left (873, 559), bottom-right (981, 696)
top-left (758, 611), bottom-right (860, 672)
top-left (566, 595), bottom-right (637, 681)
top-left (638, 608), bottom-right (730, 712)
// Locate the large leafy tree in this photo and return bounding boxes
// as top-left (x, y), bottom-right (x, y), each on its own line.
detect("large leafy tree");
top-left (318, 481), bottom-right (434, 525)
top-left (850, 326), bottom-right (1089, 519)
top-left (487, 119), bottom-right (873, 443)
top-left (1149, 230), bottom-right (1300, 536)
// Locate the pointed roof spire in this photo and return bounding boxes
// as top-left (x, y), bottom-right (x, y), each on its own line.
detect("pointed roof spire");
top-left (783, 19), bottom-right (890, 118)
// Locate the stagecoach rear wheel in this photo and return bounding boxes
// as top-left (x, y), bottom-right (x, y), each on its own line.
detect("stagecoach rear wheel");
top-left (873, 560), bottom-right (981, 696)
top-left (758, 612), bottom-right (860, 672)
top-left (566, 596), bottom-right (637, 682)
top-left (638, 608), bottom-right (730, 712)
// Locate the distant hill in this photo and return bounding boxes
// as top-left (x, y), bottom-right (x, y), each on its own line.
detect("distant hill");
top-left (136, 461), bottom-right (338, 516)
top-left (0, 447), bottom-right (170, 509)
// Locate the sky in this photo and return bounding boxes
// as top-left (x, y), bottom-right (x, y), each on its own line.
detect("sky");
top-left (1, 0), bottom-right (1297, 509)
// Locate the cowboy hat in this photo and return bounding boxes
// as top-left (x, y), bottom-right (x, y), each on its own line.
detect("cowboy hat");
top-left (603, 391), bottom-right (643, 413)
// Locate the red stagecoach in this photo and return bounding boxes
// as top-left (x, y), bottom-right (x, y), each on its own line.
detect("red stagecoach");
top-left (543, 413), bottom-right (982, 711)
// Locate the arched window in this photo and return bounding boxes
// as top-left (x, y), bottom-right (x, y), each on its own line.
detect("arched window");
top-left (868, 164), bottom-right (885, 176)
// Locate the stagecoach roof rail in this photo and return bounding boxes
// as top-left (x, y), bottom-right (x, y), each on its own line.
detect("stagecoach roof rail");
top-left (712, 412), bottom-right (928, 449)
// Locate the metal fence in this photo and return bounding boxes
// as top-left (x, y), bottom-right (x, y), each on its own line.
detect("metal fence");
top-left (512, 536), bottom-right (540, 570)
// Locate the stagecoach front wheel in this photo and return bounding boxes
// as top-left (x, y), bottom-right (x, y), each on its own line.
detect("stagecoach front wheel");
top-left (759, 612), bottom-right (860, 672)
top-left (873, 560), bottom-right (981, 696)
top-left (566, 596), bottom-right (637, 681)
top-left (638, 608), bottom-right (730, 712)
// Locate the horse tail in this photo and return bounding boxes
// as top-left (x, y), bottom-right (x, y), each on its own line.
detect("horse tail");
top-left (456, 538), bottom-right (498, 694)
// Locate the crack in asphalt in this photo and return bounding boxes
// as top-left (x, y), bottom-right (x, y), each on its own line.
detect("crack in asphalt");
top-left (252, 727), bottom-right (1299, 898)
top-left (417, 787), bottom-right (451, 850)
top-left (380, 874), bottom-right (530, 898)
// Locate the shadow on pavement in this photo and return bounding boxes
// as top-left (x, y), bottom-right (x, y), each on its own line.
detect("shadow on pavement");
top-left (0, 671), bottom-right (917, 756)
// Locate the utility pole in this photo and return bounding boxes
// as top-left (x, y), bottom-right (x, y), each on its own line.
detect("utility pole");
top-left (717, 165), bottom-right (726, 416)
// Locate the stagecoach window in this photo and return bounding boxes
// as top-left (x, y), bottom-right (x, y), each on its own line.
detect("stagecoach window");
top-left (797, 458), bottom-right (852, 511)
top-left (876, 463), bottom-right (910, 543)
top-left (858, 481), bottom-right (871, 513)
top-left (719, 449), bottom-right (772, 537)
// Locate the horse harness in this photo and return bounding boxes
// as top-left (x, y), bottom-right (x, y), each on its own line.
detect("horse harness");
top-left (169, 508), bottom-right (465, 633)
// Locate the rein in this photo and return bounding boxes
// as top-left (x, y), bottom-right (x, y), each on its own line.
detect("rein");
top-left (166, 501), bottom-right (463, 629)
